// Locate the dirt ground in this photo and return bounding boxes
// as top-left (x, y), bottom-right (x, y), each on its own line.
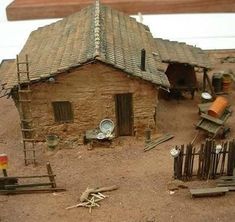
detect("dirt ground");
top-left (0, 83), bottom-right (235, 222)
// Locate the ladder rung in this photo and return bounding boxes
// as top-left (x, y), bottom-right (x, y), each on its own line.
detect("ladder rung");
top-left (17, 71), bottom-right (29, 74)
top-left (24, 149), bottom-right (36, 152)
top-left (21, 119), bottom-right (33, 123)
top-left (18, 90), bottom-right (31, 93)
top-left (25, 159), bottom-right (36, 161)
top-left (23, 139), bottom-right (35, 142)
top-left (18, 81), bottom-right (30, 84)
top-left (19, 100), bottom-right (31, 102)
top-left (18, 62), bottom-right (28, 65)
top-left (23, 149), bottom-right (36, 151)
top-left (21, 128), bottom-right (35, 132)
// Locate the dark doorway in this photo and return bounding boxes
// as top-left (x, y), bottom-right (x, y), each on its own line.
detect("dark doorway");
top-left (115, 93), bottom-right (133, 136)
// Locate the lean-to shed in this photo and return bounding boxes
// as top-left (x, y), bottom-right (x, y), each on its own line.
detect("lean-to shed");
top-left (155, 38), bottom-right (211, 98)
top-left (0, 2), bottom-right (170, 144)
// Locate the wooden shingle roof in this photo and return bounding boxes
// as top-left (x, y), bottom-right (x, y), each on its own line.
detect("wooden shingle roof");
top-left (0, 2), bottom-right (170, 89)
top-left (155, 38), bottom-right (211, 69)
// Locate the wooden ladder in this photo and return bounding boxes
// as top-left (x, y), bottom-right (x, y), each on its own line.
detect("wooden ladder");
top-left (16, 55), bottom-right (36, 165)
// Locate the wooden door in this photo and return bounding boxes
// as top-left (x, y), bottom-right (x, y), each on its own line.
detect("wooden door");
top-left (115, 93), bottom-right (133, 136)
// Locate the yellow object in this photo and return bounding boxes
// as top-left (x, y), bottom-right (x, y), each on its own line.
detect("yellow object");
top-left (0, 154), bottom-right (8, 169)
top-left (208, 96), bottom-right (228, 118)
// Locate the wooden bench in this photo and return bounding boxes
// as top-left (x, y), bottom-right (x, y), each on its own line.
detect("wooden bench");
top-left (190, 187), bottom-right (229, 198)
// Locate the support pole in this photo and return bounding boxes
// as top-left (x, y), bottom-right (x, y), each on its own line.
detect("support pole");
top-left (46, 162), bottom-right (56, 188)
top-left (145, 128), bottom-right (151, 144)
top-left (2, 169), bottom-right (8, 177)
top-left (203, 68), bottom-right (216, 99)
top-left (203, 69), bottom-right (206, 92)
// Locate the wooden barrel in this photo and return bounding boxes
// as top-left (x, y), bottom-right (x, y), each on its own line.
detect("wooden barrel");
top-left (0, 154), bottom-right (8, 169)
top-left (212, 73), bottom-right (222, 93)
top-left (222, 74), bottom-right (232, 93)
top-left (208, 96), bottom-right (228, 118)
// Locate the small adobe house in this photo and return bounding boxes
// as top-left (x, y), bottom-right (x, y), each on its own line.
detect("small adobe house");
top-left (0, 2), bottom-right (170, 145)
top-left (155, 38), bottom-right (211, 98)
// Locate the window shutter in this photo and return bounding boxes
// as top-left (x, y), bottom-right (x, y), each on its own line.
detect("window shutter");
top-left (52, 101), bottom-right (73, 123)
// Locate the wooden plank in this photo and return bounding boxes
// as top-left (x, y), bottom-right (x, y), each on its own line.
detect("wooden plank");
top-left (0, 175), bottom-right (56, 179)
top-left (200, 113), bottom-right (224, 125)
top-left (144, 134), bottom-right (174, 151)
top-left (0, 188), bottom-right (66, 195)
top-left (190, 187), bottom-right (228, 197)
top-left (227, 186), bottom-right (235, 191)
top-left (217, 176), bottom-right (235, 181)
top-left (6, 0), bottom-right (235, 21)
top-left (227, 141), bottom-right (235, 176)
top-left (5, 182), bottom-right (53, 189)
top-left (220, 144), bottom-right (227, 176)
top-left (217, 182), bottom-right (235, 187)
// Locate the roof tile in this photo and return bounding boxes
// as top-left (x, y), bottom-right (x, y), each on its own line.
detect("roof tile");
top-left (0, 3), bottom-right (170, 89)
top-left (155, 38), bottom-right (211, 69)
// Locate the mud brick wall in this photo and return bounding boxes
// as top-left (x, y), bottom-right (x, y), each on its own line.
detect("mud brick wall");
top-left (206, 49), bottom-right (235, 75)
top-left (20, 62), bottom-right (158, 143)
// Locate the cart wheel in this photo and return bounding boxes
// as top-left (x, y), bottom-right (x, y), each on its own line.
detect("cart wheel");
top-left (221, 127), bottom-right (231, 139)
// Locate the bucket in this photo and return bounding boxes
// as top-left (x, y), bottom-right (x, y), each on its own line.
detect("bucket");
top-left (222, 74), bottom-right (232, 93)
top-left (208, 96), bottom-right (228, 118)
top-left (46, 135), bottom-right (59, 150)
top-left (212, 73), bottom-right (222, 93)
top-left (201, 92), bottom-right (212, 103)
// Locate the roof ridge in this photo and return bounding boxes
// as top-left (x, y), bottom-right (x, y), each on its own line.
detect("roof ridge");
top-left (94, 0), bottom-right (101, 57)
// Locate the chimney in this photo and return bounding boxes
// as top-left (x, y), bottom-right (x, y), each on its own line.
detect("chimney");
top-left (141, 49), bottom-right (146, 71)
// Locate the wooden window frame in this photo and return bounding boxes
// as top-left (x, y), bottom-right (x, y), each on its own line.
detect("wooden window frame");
top-left (52, 101), bottom-right (74, 123)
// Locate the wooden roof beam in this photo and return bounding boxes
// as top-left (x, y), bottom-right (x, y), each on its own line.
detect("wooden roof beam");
top-left (6, 0), bottom-right (235, 21)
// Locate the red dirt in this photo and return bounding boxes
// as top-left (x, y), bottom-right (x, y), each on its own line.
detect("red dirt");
top-left (1, 87), bottom-right (235, 222)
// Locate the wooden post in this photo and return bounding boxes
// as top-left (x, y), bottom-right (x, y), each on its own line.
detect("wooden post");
top-left (145, 128), bottom-right (151, 144)
top-left (203, 69), bottom-right (206, 92)
top-left (2, 169), bottom-right (8, 177)
top-left (46, 162), bottom-right (56, 188)
top-left (203, 69), bottom-right (216, 99)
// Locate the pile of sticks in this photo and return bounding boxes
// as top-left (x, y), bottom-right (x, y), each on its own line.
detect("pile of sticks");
top-left (66, 185), bottom-right (118, 213)
top-left (173, 139), bottom-right (235, 181)
top-left (66, 192), bottom-right (107, 213)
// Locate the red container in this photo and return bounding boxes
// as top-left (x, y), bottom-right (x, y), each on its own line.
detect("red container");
top-left (0, 154), bottom-right (8, 169)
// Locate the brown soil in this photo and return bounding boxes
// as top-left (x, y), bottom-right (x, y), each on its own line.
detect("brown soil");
top-left (1, 87), bottom-right (235, 222)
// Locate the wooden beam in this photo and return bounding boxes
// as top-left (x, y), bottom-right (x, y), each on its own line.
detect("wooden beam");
top-left (6, 0), bottom-right (235, 21)
top-left (204, 68), bottom-right (216, 99)
top-left (190, 187), bottom-right (229, 198)
top-left (0, 188), bottom-right (66, 194)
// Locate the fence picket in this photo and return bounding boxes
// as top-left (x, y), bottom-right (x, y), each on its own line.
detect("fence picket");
top-left (173, 139), bottom-right (234, 181)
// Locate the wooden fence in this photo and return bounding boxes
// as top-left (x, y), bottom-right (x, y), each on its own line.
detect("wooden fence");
top-left (173, 139), bottom-right (235, 181)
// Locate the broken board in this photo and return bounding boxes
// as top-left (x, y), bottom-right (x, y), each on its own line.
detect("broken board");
top-left (190, 187), bottom-right (229, 198)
